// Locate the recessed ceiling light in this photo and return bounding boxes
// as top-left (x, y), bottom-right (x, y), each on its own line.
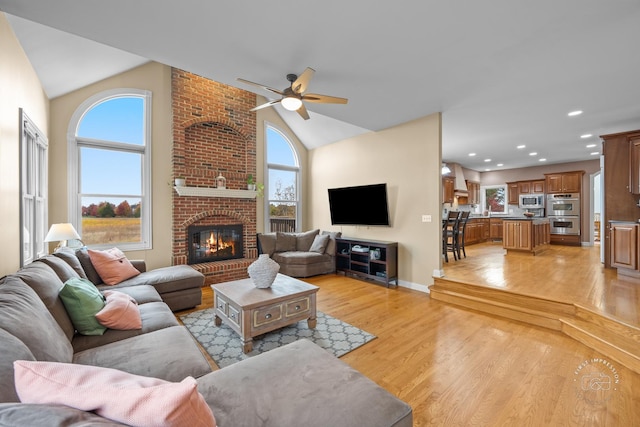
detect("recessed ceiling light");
top-left (586, 144), bottom-right (596, 148)
top-left (485, 168), bottom-right (492, 172)
top-left (590, 152), bottom-right (600, 156)
top-left (484, 158), bottom-right (491, 162)
top-left (580, 134), bottom-right (592, 139)
top-left (468, 153), bottom-right (476, 156)
top-left (497, 163), bottom-right (504, 167)
top-left (517, 145), bottom-right (526, 149)
top-left (529, 152), bottom-right (538, 156)
top-left (539, 158), bottom-right (547, 162)
top-left (568, 110), bottom-right (583, 117)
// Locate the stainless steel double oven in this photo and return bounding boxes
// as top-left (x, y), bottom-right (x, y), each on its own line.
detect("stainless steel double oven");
top-left (546, 193), bottom-right (580, 235)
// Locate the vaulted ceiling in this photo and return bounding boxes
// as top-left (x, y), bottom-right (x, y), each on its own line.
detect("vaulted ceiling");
top-left (3, 1), bottom-right (640, 171)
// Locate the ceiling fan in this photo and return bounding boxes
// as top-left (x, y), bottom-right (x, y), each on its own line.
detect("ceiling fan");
top-left (237, 67), bottom-right (348, 120)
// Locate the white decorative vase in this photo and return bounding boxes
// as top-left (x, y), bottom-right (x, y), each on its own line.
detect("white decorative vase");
top-left (248, 254), bottom-right (280, 288)
top-left (175, 178), bottom-right (186, 187)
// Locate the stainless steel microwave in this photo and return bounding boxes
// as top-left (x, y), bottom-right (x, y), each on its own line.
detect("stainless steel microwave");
top-left (518, 194), bottom-right (544, 209)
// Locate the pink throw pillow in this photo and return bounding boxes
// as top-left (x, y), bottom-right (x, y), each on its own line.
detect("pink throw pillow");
top-left (95, 291), bottom-right (142, 330)
top-left (14, 360), bottom-right (216, 427)
top-left (88, 247), bottom-right (140, 285)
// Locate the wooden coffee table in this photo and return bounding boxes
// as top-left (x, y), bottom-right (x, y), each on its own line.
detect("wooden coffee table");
top-left (211, 274), bottom-right (319, 353)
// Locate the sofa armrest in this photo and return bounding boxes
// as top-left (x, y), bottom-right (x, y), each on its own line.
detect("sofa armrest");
top-left (130, 260), bottom-right (146, 273)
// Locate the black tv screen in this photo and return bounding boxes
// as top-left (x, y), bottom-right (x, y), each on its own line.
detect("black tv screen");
top-left (328, 183), bottom-right (390, 226)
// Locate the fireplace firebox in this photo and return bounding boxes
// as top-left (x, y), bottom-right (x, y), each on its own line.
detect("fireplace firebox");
top-left (188, 224), bottom-right (244, 264)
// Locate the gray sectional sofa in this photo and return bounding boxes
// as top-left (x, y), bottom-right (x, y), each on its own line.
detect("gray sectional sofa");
top-left (0, 249), bottom-right (412, 426)
top-left (257, 229), bottom-right (341, 277)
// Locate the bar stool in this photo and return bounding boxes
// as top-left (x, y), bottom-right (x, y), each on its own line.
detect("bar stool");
top-left (455, 211), bottom-right (470, 259)
top-left (443, 211), bottom-right (460, 262)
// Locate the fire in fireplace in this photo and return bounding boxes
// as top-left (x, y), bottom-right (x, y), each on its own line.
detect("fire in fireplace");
top-left (188, 224), bottom-right (244, 264)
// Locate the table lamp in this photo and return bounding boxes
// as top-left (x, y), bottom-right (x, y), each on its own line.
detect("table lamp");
top-left (44, 223), bottom-right (83, 251)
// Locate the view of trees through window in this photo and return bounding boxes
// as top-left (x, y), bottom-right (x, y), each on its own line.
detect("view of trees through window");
top-left (483, 185), bottom-right (507, 214)
top-left (73, 94), bottom-right (149, 247)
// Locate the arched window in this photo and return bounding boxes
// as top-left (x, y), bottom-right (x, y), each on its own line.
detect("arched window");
top-left (68, 89), bottom-right (152, 250)
top-left (266, 125), bottom-right (301, 232)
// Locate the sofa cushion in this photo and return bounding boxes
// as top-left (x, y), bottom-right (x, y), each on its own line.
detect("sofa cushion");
top-left (197, 339), bottom-right (412, 427)
top-left (96, 283), bottom-right (162, 305)
top-left (107, 265), bottom-right (204, 296)
top-left (0, 328), bottom-right (35, 403)
top-left (76, 248), bottom-right (103, 285)
top-left (295, 229), bottom-right (320, 251)
top-left (88, 248), bottom-right (141, 285)
top-left (12, 262), bottom-right (75, 341)
top-left (53, 246), bottom-right (88, 280)
top-left (59, 278), bottom-right (107, 336)
top-left (275, 232), bottom-right (296, 252)
top-left (71, 301), bottom-right (178, 353)
top-left (309, 234), bottom-right (330, 253)
top-left (14, 361), bottom-right (216, 427)
top-left (0, 403), bottom-right (127, 426)
top-left (37, 255), bottom-right (81, 283)
top-left (0, 276), bottom-right (73, 363)
top-left (72, 326), bottom-right (211, 381)
top-left (257, 233), bottom-right (276, 256)
top-left (95, 291), bottom-right (142, 331)
top-left (272, 251), bottom-right (332, 266)
top-left (321, 231), bottom-right (342, 256)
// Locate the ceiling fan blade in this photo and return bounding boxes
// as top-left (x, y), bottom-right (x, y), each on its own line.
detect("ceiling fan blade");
top-left (291, 67), bottom-right (315, 94)
top-left (302, 93), bottom-right (348, 104)
top-left (296, 103), bottom-right (310, 120)
top-left (237, 78), bottom-right (284, 96)
top-left (250, 100), bottom-right (281, 112)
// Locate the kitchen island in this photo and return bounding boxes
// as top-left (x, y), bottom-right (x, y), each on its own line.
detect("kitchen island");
top-left (502, 217), bottom-right (550, 255)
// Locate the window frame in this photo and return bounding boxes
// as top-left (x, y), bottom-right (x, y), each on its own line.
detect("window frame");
top-left (264, 123), bottom-right (302, 233)
top-left (20, 109), bottom-right (48, 265)
top-left (67, 88), bottom-right (152, 251)
top-left (480, 184), bottom-right (508, 215)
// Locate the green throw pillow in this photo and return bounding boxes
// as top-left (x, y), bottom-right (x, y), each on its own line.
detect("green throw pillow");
top-left (59, 277), bottom-right (107, 336)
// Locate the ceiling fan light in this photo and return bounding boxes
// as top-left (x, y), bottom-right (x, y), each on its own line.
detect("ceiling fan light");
top-left (281, 96), bottom-right (302, 111)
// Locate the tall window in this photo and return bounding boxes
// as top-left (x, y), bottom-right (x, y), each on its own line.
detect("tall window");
top-left (68, 89), bottom-right (152, 250)
top-left (20, 109), bottom-right (48, 265)
top-left (266, 125), bottom-right (301, 232)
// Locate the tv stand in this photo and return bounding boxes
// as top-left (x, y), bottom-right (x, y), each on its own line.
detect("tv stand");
top-left (335, 237), bottom-right (398, 287)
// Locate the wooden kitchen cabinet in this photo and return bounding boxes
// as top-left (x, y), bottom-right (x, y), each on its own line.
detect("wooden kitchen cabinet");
top-left (544, 171), bottom-right (583, 193)
top-left (610, 221), bottom-right (637, 270)
top-left (490, 218), bottom-right (503, 240)
top-left (443, 176), bottom-right (455, 204)
top-left (507, 182), bottom-right (519, 204)
top-left (518, 181), bottom-right (531, 195)
top-left (503, 219), bottom-right (550, 254)
top-left (531, 180), bottom-right (545, 193)
top-left (629, 135), bottom-right (640, 194)
top-left (466, 181), bottom-right (480, 204)
top-left (463, 218), bottom-right (489, 245)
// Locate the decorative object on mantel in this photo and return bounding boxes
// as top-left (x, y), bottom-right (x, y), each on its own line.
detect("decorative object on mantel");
top-left (174, 177), bottom-right (186, 187)
top-left (247, 254), bottom-right (280, 288)
top-left (246, 174), bottom-right (257, 191)
top-left (216, 172), bottom-right (226, 189)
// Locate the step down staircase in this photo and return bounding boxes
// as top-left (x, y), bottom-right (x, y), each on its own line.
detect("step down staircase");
top-left (431, 277), bottom-right (640, 375)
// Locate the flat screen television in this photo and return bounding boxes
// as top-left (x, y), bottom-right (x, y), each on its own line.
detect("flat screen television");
top-left (328, 183), bottom-right (390, 226)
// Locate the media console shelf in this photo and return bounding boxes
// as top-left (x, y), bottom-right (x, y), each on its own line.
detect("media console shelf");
top-left (335, 237), bottom-right (398, 287)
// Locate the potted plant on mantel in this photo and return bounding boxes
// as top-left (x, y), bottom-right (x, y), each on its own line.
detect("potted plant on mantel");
top-left (174, 176), bottom-right (186, 187)
top-left (246, 174), bottom-right (257, 191)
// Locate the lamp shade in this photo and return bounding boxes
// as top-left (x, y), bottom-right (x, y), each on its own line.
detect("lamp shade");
top-left (281, 96), bottom-right (302, 111)
top-left (44, 223), bottom-right (81, 242)
top-left (441, 163), bottom-right (451, 174)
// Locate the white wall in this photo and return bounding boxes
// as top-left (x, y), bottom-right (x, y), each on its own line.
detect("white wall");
top-left (309, 113), bottom-right (442, 291)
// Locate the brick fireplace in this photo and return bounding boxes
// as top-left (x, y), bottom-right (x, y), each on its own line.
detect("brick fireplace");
top-left (171, 69), bottom-right (258, 285)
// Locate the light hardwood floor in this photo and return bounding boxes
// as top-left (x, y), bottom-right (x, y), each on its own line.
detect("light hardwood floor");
top-left (442, 242), bottom-right (639, 327)
top-left (180, 269), bottom-right (640, 426)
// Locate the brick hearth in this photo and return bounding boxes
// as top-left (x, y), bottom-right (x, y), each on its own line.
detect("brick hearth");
top-left (171, 69), bottom-right (257, 285)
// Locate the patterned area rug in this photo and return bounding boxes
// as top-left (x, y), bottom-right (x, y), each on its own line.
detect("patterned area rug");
top-left (180, 308), bottom-right (376, 368)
